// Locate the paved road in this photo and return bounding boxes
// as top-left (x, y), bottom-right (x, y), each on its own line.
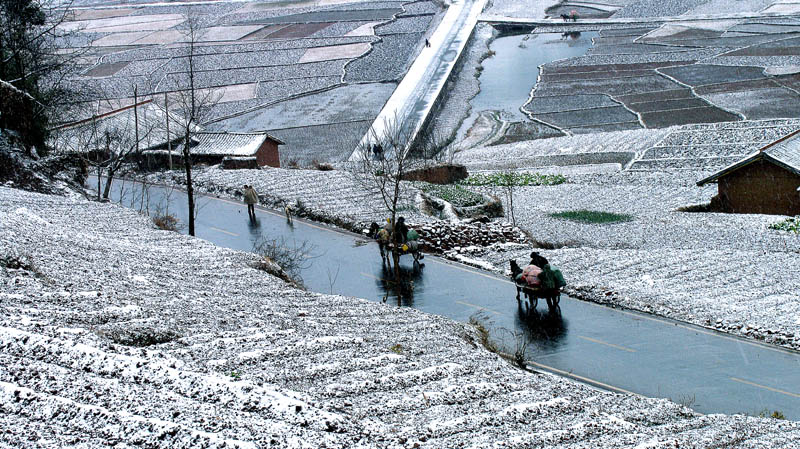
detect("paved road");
top-left (97, 177), bottom-right (800, 419)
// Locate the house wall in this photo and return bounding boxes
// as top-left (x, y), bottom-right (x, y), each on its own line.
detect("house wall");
top-left (401, 164), bottom-right (469, 184)
top-left (255, 140), bottom-right (280, 168)
top-left (718, 160), bottom-right (800, 215)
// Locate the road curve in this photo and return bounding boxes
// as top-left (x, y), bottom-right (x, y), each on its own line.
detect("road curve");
top-left (97, 177), bottom-right (800, 420)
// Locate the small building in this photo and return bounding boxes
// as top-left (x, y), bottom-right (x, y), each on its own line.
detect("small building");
top-left (172, 131), bottom-right (284, 168)
top-left (696, 130), bottom-right (800, 215)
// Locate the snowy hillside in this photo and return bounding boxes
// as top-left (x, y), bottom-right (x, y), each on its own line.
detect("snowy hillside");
top-left (1, 187), bottom-right (797, 447)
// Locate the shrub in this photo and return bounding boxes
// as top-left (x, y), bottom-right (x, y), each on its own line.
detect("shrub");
top-left (459, 172), bottom-right (567, 187)
top-left (417, 182), bottom-right (487, 207)
top-left (252, 236), bottom-right (317, 287)
top-left (468, 313), bottom-right (498, 354)
top-left (101, 327), bottom-right (182, 347)
top-left (0, 253), bottom-right (37, 272)
top-left (549, 210), bottom-right (633, 224)
top-left (152, 213), bottom-right (181, 231)
top-left (676, 203), bottom-right (711, 213)
top-left (768, 216), bottom-right (800, 234)
top-left (759, 409), bottom-right (786, 420)
top-left (312, 160), bottom-right (334, 171)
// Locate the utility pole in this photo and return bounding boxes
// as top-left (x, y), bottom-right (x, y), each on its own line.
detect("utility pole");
top-left (133, 87), bottom-right (140, 155)
top-left (165, 91), bottom-right (172, 170)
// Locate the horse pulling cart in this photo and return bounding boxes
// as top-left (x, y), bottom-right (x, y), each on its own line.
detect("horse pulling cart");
top-left (510, 260), bottom-right (564, 312)
top-left (514, 282), bottom-right (561, 311)
top-left (368, 222), bottom-right (423, 264)
top-left (382, 241), bottom-right (423, 264)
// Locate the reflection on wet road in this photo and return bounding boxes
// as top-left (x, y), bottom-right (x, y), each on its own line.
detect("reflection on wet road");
top-left (94, 176), bottom-right (800, 419)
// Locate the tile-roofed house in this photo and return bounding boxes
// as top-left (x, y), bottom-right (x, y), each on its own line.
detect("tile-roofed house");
top-left (697, 129), bottom-right (800, 215)
top-left (169, 131), bottom-right (284, 168)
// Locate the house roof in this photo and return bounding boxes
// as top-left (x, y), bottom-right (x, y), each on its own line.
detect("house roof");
top-left (50, 100), bottom-right (192, 155)
top-left (696, 129), bottom-right (800, 186)
top-left (174, 131), bottom-right (284, 157)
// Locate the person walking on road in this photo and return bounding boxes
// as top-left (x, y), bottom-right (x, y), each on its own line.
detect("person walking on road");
top-left (243, 184), bottom-right (258, 220)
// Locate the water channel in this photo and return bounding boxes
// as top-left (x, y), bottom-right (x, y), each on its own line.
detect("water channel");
top-left (456, 30), bottom-right (597, 146)
top-left (90, 176), bottom-right (800, 420)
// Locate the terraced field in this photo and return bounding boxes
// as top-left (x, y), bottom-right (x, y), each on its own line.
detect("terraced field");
top-left (474, 13), bottom-right (800, 141)
top-left (64, 0), bottom-right (441, 165)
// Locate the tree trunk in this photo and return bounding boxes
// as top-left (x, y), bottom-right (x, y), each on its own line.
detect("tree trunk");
top-left (101, 133), bottom-right (112, 200)
top-left (165, 92), bottom-right (172, 170)
top-left (96, 166), bottom-right (102, 200)
top-left (102, 167), bottom-right (114, 200)
top-left (183, 132), bottom-right (195, 236)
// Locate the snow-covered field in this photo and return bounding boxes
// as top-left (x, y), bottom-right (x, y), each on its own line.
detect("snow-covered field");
top-left (471, 180), bottom-right (800, 348)
top-left (450, 121), bottom-right (800, 350)
top-left (2, 186), bottom-right (798, 446)
top-left (149, 165), bottom-right (433, 227)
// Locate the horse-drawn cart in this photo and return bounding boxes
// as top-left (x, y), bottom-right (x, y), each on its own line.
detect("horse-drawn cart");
top-left (510, 260), bottom-right (564, 312)
top-left (384, 241), bottom-right (423, 264)
top-left (514, 282), bottom-right (561, 311)
top-left (368, 222), bottom-right (423, 264)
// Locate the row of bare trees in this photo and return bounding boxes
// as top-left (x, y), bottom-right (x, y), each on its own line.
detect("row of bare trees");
top-left (44, 6), bottom-right (218, 237)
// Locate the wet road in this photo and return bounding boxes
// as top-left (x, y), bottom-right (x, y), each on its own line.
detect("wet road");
top-left (97, 177), bottom-right (800, 419)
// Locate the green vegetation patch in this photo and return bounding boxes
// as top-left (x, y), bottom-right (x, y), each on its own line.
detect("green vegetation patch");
top-left (460, 172), bottom-right (567, 187)
top-left (768, 216), bottom-right (800, 234)
top-left (550, 209), bottom-right (633, 224)
top-left (416, 182), bottom-right (487, 207)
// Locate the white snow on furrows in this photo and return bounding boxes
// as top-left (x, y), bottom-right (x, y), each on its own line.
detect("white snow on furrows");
top-left (1, 186), bottom-right (798, 446)
top-left (468, 170), bottom-right (799, 348)
top-left (149, 165), bottom-right (433, 226)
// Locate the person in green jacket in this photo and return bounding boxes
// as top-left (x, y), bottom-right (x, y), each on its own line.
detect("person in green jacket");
top-left (538, 264), bottom-right (567, 290)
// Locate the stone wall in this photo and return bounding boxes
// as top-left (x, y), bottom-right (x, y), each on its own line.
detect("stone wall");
top-left (411, 219), bottom-right (527, 253)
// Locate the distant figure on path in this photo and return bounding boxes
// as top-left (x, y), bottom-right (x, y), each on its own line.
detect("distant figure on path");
top-left (284, 200), bottom-right (293, 225)
top-left (243, 184), bottom-right (258, 220)
top-left (570, 10), bottom-right (578, 21)
top-left (425, 39), bottom-right (431, 47)
top-left (372, 143), bottom-right (383, 160)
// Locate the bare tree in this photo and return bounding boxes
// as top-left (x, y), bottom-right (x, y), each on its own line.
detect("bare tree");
top-left (49, 88), bottom-right (169, 201)
top-left (350, 116), bottom-right (438, 275)
top-left (165, 7), bottom-right (221, 236)
top-left (499, 172), bottom-right (517, 227)
top-left (1, 0), bottom-right (90, 151)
